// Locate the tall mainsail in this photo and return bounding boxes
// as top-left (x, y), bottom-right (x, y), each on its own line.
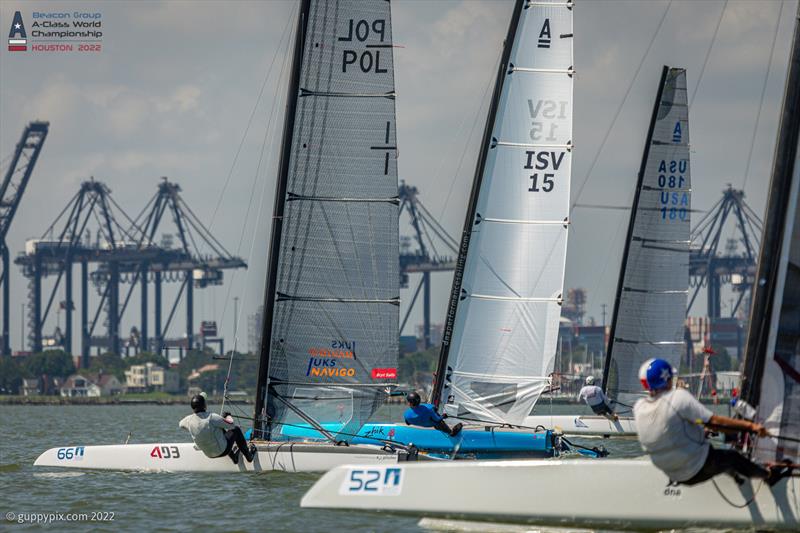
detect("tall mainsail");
top-left (603, 67), bottom-right (691, 408)
top-left (433, 0), bottom-right (573, 425)
top-left (254, 0), bottom-right (399, 441)
top-left (741, 7), bottom-right (800, 463)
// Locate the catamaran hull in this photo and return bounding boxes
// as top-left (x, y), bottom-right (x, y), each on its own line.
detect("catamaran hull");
top-left (301, 459), bottom-right (799, 530)
top-left (33, 441), bottom-right (402, 473)
top-left (280, 424), bottom-right (557, 456)
top-left (523, 415), bottom-right (636, 437)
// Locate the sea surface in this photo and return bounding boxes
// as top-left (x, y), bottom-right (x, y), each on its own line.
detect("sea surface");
top-left (1, 402), bottom-right (738, 532)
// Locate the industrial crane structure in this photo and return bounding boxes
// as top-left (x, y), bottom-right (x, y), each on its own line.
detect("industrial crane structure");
top-left (398, 182), bottom-right (457, 349)
top-left (0, 121), bottom-right (49, 355)
top-left (688, 186), bottom-right (763, 318)
top-left (15, 177), bottom-right (245, 367)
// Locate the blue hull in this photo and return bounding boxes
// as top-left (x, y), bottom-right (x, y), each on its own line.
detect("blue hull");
top-left (277, 423), bottom-right (555, 457)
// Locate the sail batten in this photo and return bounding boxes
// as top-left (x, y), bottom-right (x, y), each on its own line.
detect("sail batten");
top-left (255, 0), bottom-right (399, 441)
top-left (434, 0), bottom-right (573, 426)
top-left (603, 67), bottom-right (691, 408)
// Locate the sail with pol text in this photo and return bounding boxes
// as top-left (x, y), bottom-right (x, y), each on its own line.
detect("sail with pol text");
top-left (603, 67), bottom-right (691, 409)
top-left (433, 0), bottom-right (573, 426)
top-left (253, 0), bottom-right (400, 442)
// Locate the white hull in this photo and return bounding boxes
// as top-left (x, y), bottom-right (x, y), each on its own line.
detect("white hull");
top-left (523, 414), bottom-right (637, 437)
top-left (34, 441), bottom-right (402, 473)
top-left (302, 459), bottom-right (799, 530)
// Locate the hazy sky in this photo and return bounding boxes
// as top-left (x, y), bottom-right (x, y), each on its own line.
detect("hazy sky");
top-left (0, 0), bottom-right (796, 355)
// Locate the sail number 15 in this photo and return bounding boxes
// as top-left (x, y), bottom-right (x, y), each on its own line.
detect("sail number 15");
top-left (529, 174), bottom-right (554, 192)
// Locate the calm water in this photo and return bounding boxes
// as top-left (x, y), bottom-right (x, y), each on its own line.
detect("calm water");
top-left (0, 402), bottom-right (733, 532)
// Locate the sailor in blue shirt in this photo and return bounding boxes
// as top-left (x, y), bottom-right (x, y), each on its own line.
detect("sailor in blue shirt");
top-left (403, 391), bottom-right (462, 436)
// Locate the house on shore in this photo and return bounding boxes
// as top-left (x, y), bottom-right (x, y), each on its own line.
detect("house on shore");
top-left (125, 362), bottom-right (180, 393)
top-left (60, 372), bottom-right (123, 397)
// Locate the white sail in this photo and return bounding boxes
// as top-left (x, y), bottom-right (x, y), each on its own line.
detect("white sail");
top-left (438, 0), bottom-right (573, 425)
top-left (604, 68), bottom-right (691, 408)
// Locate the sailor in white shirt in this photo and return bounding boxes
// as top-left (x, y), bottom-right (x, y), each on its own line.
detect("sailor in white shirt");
top-left (179, 394), bottom-right (256, 464)
top-left (633, 358), bottom-right (789, 486)
top-left (577, 376), bottom-right (618, 420)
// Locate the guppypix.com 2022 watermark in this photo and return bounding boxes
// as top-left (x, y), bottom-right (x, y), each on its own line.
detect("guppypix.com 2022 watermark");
top-left (5, 511), bottom-right (115, 525)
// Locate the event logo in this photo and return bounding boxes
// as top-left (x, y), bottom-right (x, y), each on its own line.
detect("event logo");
top-left (371, 368), bottom-right (397, 380)
top-left (8, 11), bottom-right (27, 51)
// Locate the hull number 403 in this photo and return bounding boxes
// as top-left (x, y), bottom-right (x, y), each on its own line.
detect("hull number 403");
top-left (150, 446), bottom-right (180, 459)
top-left (340, 467), bottom-right (403, 496)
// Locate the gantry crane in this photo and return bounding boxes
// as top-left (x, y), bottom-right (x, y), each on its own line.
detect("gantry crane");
top-left (0, 121), bottom-right (48, 355)
top-left (399, 182), bottom-right (457, 348)
top-left (15, 177), bottom-right (245, 367)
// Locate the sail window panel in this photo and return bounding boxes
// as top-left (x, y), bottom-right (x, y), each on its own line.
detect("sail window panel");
top-left (512, 2), bottom-right (573, 71)
top-left (302, 0), bottom-right (395, 96)
top-left (476, 145), bottom-right (571, 222)
top-left (276, 201), bottom-right (398, 300)
top-left (449, 374), bottom-right (550, 425)
top-left (276, 387), bottom-right (355, 439)
top-left (494, 74), bottom-right (572, 148)
top-left (463, 222), bottom-right (566, 298)
top-left (289, 98), bottom-right (397, 198)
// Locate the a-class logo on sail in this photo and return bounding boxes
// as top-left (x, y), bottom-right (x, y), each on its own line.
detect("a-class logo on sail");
top-left (8, 11), bottom-right (27, 51)
top-left (538, 18), bottom-right (551, 48)
top-left (672, 121), bottom-right (682, 143)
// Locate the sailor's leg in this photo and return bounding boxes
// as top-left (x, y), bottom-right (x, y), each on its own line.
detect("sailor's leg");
top-left (228, 426), bottom-right (255, 462)
top-left (219, 432), bottom-right (238, 464)
top-left (433, 420), bottom-right (454, 435)
top-left (713, 448), bottom-right (769, 479)
top-left (684, 447), bottom-right (768, 485)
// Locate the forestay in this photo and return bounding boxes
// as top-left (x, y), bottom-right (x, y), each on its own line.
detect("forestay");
top-left (604, 68), bottom-right (691, 408)
top-left (437, 0), bottom-right (573, 425)
top-left (256, 0), bottom-right (400, 441)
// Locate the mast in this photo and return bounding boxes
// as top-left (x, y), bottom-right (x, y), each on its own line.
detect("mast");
top-left (602, 65), bottom-right (670, 393)
top-left (740, 6), bottom-right (800, 407)
top-left (432, 0), bottom-right (526, 406)
top-left (254, 0), bottom-right (311, 438)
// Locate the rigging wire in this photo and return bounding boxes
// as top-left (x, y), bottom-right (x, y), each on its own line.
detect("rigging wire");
top-left (201, 8), bottom-right (296, 250)
top-left (688, 0), bottom-right (728, 109)
top-left (741, 0), bottom-right (785, 191)
top-left (219, 15), bottom-right (295, 412)
top-left (438, 52), bottom-right (498, 221)
top-left (570, 0), bottom-right (673, 213)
